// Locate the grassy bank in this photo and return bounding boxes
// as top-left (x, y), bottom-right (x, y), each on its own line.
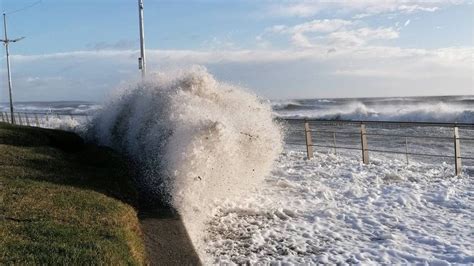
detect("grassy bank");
top-left (0, 123), bottom-right (145, 264)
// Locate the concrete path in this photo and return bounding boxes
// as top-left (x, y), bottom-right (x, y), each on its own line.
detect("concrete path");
top-left (139, 208), bottom-right (201, 266)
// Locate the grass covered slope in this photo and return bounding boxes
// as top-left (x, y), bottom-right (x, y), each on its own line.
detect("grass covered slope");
top-left (0, 123), bottom-right (145, 264)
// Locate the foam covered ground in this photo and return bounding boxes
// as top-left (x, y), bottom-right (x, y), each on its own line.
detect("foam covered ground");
top-left (205, 150), bottom-right (474, 264)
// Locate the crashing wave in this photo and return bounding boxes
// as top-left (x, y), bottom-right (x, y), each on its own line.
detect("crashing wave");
top-left (87, 67), bottom-right (283, 260)
top-left (277, 101), bottom-right (474, 123)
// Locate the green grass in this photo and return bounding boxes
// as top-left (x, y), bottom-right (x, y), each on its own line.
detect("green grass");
top-left (0, 123), bottom-right (146, 265)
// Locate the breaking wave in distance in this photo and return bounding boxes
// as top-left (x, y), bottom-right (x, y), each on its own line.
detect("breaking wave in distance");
top-left (276, 98), bottom-right (474, 123)
top-left (87, 67), bottom-right (283, 260)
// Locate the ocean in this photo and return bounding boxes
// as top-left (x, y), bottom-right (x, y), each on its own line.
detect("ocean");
top-left (3, 95), bottom-right (473, 123)
top-left (273, 95), bottom-right (474, 122)
top-left (4, 95), bottom-right (473, 167)
top-left (2, 80), bottom-right (473, 264)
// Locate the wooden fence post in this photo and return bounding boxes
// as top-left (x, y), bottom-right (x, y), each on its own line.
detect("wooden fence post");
top-left (0, 112), bottom-right (4, 122)
top-left (454, 126), bottom-right (462, 176)
top-left (304, 120), bottom-right (313, 159)
top-left (360, 123), bottom-right (369, 164)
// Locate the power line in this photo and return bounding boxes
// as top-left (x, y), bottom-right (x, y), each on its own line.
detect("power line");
top-left (5, 0), bottom-right (42, 15)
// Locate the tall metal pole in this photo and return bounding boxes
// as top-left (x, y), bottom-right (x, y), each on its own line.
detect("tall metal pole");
top-left (3, 13), bottom-right (14, 124)
top-left (1, 13), bottom-right (24, 124)
top-left (138, 0), bottom-right (146, 78)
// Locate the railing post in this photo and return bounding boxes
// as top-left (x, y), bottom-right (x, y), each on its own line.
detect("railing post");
top-left (333, 132), bottom-right (337, 155)
top-left (5, 112), bottom-right (9, 124)
top-left (0, 112), bottom-right (4, 122)
top-left (34, 114), bottom-right (40, 127)
top-left (405, 137), bottom-right (409, 165)
top-left (360, 123), bottom-right (369, 164)
top-left (24, 113), bottom-right (30, 126)
top-left (304, 120), bottom-right (313, 159)
top-left (454, 126), bottom-right (462, 176)
top-left (17, 113), bottom-right (23, 125)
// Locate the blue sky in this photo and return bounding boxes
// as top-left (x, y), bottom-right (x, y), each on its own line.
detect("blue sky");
top-left (0, 0), bottom-right (473, 101)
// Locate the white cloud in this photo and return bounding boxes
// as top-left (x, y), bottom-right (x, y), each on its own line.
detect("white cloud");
top-left (25, 76), bottom-right (63, 84)
top-left (327, 28), bottom-right (399, 47)
top-left (86, 39), bottom-right (137, 51)
top-left (291, 19), bottom-right (353, 34)
top-left (266, 0), bottom-right (466, 18)
top-left (291, 32), bottom-right (314, 48)
top-left (264, 19), bottom-right (400, 48)
top-left (267, 2), bottom-right (322, 18)
top-left (398, 4), bottom-right (439, 13)
top-left (5, 46), bottom-right (472, 100)
top-left (201, 36), bottom-right (237, 50)
top-left (267, 24), bottom-right (288, 33)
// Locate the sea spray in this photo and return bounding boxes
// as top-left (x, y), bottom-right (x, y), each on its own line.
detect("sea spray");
top-left (41, 116), bottom-right (83, 131)
top-left (87, 67), bottom-right (283, 259)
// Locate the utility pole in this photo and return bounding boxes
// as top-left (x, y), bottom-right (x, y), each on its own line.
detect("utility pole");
top-left (138, 0), bottom-right (146, 78)
top-left (1, 13), bottom-right (24, 124)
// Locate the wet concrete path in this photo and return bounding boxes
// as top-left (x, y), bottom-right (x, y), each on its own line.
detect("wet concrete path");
top-left (139, 208), bottom-right (201, 265)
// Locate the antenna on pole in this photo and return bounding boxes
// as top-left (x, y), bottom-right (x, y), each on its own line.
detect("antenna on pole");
top-left (138, 0), bottom-right (146, 78)
top-left (1, 13), bottom-right (25, 124)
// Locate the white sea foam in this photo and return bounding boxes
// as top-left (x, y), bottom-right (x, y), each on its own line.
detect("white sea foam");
top-left (40, 116), bottom-right (85, 131)
top-left (206, 150), bottom-right (474, 264)
top-left (86, 67), bottom-right (283, 260)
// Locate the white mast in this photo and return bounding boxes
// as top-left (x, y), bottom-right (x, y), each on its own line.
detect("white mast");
top-left (138, 0), bottom-right (146, 78)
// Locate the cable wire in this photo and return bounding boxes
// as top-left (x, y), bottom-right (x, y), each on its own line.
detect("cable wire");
top-left (4, 0), bottom-right (42, 15)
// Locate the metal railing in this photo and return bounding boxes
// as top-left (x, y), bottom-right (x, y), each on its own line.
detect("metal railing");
top-left (0, 111), bottom-right (91, 127)
top-left (2, 112), bottom-right (473, 175)
top-left (283, 118), bottom-right (474, 176)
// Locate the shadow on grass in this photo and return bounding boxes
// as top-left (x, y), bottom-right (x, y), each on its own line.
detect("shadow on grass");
top-left (0, 122), bottom-right (201, 264)
top-left (0, 122), bottom-right (138, 207)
